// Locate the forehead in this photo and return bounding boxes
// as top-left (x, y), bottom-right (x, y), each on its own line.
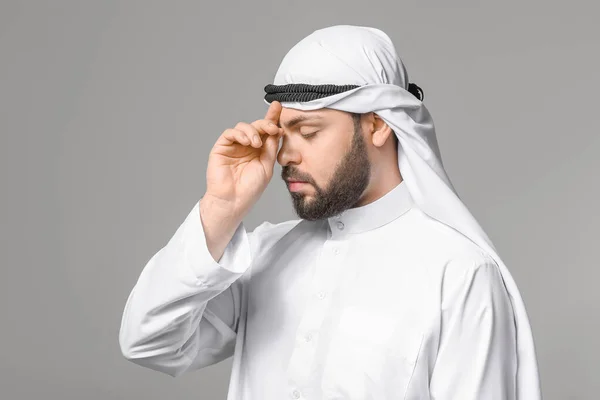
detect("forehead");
top-left (279, 107), bottom-right (347, 128)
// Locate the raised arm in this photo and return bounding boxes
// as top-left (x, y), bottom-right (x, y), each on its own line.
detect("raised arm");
top-left (119, 101), bottom-right (287, 377)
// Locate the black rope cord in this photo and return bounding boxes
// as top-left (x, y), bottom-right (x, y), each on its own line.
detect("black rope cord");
top-left (263, 82), bottom-right (424, 103)
top-left (408, 83), bottom-right (424, 101)
top-left (263, 83), bottom-right (359, 103)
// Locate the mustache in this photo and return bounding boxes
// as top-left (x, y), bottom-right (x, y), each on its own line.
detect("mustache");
top-left (281, 167), bottom-right (311, 183)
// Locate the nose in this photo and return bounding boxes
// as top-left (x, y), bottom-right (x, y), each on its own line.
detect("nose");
top-left (276, 134), bottom-right (301, 167)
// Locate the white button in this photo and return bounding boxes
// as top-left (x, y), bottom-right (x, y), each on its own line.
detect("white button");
top-left (304, 333), bottom-right (313, 342)
top-left (317, 292), bottom-right (326, 300)
top-left (334, 248), bottom-right (340, 254)
top-left (336, 221), bottom-right (345, 230)
top-left (291, 389), bottom-right (301, 399)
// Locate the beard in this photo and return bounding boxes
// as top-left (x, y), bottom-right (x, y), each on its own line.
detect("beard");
top-left (281, 119), bottom-right (371, 221)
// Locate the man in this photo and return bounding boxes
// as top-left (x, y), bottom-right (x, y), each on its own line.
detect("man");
top-left (119, 25), bottom-right (542, 399)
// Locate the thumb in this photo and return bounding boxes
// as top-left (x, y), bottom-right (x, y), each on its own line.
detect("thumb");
top-left (264, 100), bottom-right (282, 126)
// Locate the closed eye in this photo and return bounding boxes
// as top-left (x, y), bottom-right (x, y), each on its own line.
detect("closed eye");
top-left (301, 131), bottom-right (319, 139)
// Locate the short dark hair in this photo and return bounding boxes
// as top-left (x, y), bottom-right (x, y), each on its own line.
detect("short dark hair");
top-left (350, 112), bottom-right (398, 147)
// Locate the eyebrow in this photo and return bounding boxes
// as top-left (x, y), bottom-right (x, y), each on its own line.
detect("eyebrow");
top-left (280, 114), bottom-right (325, 129)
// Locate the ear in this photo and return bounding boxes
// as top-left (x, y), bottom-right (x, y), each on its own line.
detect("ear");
top-left (371, 113), bottom-right (393, 148)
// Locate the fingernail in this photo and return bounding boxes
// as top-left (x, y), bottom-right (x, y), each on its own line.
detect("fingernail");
top-left (253, 135), bottom-right (260, 143)
top-left (268, 122), bottom-right (275, 126)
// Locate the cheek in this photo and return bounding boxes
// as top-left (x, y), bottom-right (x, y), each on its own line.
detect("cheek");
top-left (307, 142), bottom-right (345, 185)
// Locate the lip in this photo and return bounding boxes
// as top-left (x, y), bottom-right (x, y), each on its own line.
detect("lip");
top-left (287, 181), bottom-right (309, 191)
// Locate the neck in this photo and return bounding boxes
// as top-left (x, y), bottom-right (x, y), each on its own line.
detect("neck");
top-left (355, 165), bottom-right (403, 207)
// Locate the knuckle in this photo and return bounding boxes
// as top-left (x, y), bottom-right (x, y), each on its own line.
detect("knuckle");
top-left (230, 129), bottom-right (245, 140)
top-left (256, 120), bottom-right (276, 133)
top-left (223, 128), bottom-right (235, 137)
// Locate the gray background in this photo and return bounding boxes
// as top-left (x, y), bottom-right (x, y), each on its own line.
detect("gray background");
top-left (1, 1), bottom-right (598, 399)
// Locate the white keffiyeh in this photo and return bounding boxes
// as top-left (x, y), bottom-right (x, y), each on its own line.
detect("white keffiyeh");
top-left (264, 24), bottom-right (542, 399)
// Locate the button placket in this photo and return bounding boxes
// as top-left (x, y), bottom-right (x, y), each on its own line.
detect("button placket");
top-left (287, 236), bottom-right (346, 384)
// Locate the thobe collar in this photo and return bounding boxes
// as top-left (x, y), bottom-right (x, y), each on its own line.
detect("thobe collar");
top-left (325, 180), bottom-right (414, 236)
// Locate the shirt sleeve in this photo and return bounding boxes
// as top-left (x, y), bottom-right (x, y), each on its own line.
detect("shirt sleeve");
top-left (118, 199), bottom-right (296, 377)
top-left (429, 254), bottom-right (517, 399)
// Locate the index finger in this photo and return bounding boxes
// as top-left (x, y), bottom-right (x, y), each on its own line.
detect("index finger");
top-left (264, 100), bottom-right (282, 126)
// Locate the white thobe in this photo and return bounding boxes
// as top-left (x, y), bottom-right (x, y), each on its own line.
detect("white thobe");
top-left (119, 180), bottom-right (518, 399)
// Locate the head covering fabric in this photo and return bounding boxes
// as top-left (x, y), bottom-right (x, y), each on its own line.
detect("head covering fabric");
top-left (263, 25), bottom-right (541, 399)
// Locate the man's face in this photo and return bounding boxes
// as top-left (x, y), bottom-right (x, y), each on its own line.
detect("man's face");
top-left (277, 107), bottom-right (372, 221)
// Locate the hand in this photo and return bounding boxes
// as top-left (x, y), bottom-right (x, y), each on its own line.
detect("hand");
top-left (204, 100), bottom-right (284, 216)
